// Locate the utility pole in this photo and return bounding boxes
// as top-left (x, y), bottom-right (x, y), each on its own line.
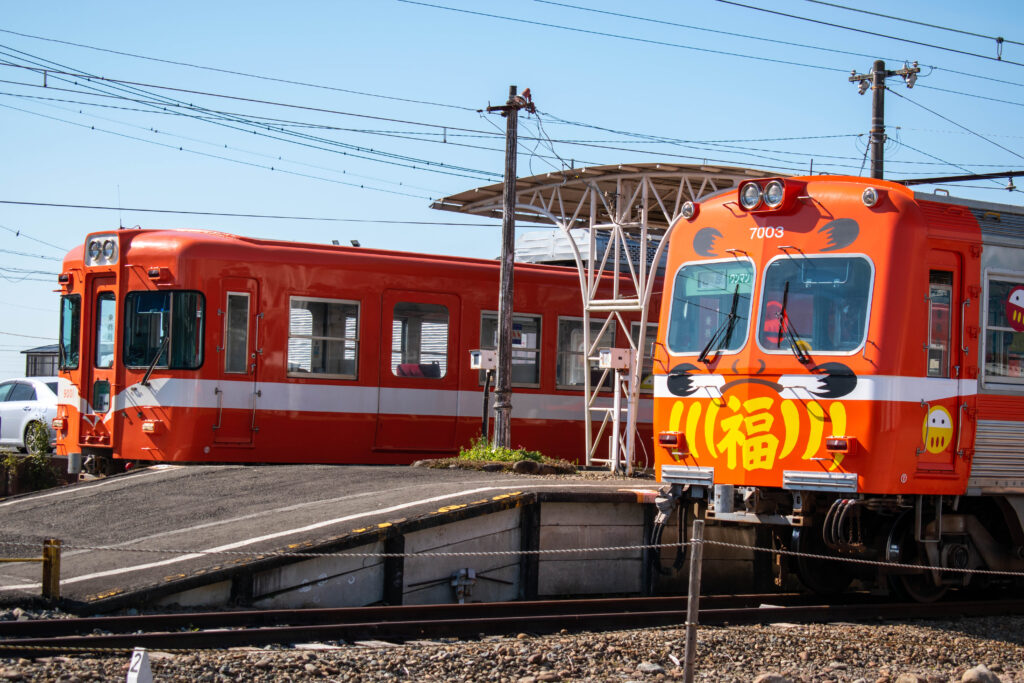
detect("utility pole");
top-left (849, 60), bottom-right (920, 179)
top-left (485, 85), bottom-right (535, 449)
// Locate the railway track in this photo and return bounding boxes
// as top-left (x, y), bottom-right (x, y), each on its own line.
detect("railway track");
top-left (2, 594), bottom-right (1021, 659)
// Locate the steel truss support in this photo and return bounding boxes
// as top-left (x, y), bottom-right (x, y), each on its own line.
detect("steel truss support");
top-left (432, 163), bottom-right (769, 471)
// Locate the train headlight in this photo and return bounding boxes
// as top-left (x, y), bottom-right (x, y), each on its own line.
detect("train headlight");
top-left (739, 182), bottom-right (762, 210)
top-left (84, 233), bottom-right (119, 266)
top-left (862, 186), bottom-right (879, 207)
top-left (763, 180), bottom-right (785, 208)
top-left (681, 201), bottom-right (699, 221)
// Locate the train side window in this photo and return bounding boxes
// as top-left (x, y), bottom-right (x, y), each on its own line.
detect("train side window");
top-left (59, 294), bottom-right (81, 370)
top-left (392, 302), bottom-right (448, 379)
top-left (478, 312), bottom-right (541, 386)
top-left (556, 317), bottom-right (614, 390)
top-left (224, 293), bottom-right (250, 374)
top-left (630, 322), bottom-right (658, 393)
top-left (983, 276), bottom-right (1024, 388)
top-left (927, 271), bottom-right (953, 378)
top-left (95, 292), bottom-right (116, 368)
top-left (288, 297), bottom-right (359, 379)
top-left (124, 291), bottom-right (204, 369)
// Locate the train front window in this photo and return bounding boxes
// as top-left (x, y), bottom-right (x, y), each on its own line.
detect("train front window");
top-left (124, 291), bottom-right (204, 370)
top-left (757, 255), bottom-right (873, 355)
top-left (95, 292), bottom-right (116, 368)
top-left (59, 295), bottom-right (81, 370)
top-left (666, 259), bottom-right (754, 355)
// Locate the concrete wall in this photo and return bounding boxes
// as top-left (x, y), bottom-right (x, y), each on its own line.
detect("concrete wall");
top-left (149, 498), bottom-right (759, 611)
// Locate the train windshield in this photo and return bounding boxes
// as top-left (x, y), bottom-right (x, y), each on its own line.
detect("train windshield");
top-left (666, 259), bottom-right (754, 355)
top-left (59, 294), bottom-right (81, 370)
top-left (757, 255), bottom-right (873, 354)
top-left (124, 291), bottom-right (205, 369)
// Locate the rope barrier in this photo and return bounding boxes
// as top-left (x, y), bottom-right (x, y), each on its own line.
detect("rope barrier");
top-left (3, 533), bottom-right (1024, 579)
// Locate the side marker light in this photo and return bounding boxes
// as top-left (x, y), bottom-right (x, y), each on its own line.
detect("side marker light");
top-left (825, 436), bottom-right (857, 454)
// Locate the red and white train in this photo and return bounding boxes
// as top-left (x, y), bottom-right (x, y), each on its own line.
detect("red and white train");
top-left (652, 174), bottom-right (1024, 599)
top-left (54, 229), bottom-right (655, 472)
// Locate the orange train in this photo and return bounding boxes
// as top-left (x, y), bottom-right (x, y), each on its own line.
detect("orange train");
top-left (54, 229), bottom-right (655, 472)
top-left (652, 175), bottom-right (1024, 599)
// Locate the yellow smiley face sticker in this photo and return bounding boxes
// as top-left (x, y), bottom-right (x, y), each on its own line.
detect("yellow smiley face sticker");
top-left (922, 406), bottom-right (954, 454)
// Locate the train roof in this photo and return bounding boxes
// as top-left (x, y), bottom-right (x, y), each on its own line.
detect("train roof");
top-left (76, 227), bottom-right (602, 279)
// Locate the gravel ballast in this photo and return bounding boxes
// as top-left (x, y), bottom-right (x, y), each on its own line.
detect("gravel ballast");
top-left (1, 616), bottom-right (1021, 681)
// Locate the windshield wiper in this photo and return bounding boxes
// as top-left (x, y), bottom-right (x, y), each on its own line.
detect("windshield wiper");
top-left (698, 285), bottom-right (741, 364)
top-left (776, 281), bottom-right (811, 364)
top-left (141, 336), bottom-right (171, 387)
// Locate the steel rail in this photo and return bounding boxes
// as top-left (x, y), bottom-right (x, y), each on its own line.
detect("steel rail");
top-left (3, 596), bottom-right (1021, 659)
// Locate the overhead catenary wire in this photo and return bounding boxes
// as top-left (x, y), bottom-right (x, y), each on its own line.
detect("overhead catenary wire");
top-left (802, 0), bottom-right (1024, 50)
top-left (0, 223), bottom-right (67, 253)
top-left (534, 0), bottom-right (1024, 91)
top-left (886, 88), bottom-right (1024, 162)
top-left (0, 199), bottom-right (502, 225)
top-left (716, 0), bottom-right (1024, 68)
top-left (0, 53), bottom-right (502, 181)
top-left (397, 0), bottom-right (846, 73)
top-left (0, 26), bottom-right (478, 112)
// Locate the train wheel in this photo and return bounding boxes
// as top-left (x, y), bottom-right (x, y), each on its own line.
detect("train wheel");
top-left (792, 526), bottom-right (853, 595)
top-left (885, 512), bottom-right (948, 603)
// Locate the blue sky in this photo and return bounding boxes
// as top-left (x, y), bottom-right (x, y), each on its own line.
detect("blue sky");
top-left (1, 0), bottom-right (1022, 376)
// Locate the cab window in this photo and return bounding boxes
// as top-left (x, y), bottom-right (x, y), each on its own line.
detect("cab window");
top-left (667, 259), bottom-right (754, 355)
top-left (758, 256), bottom-right (873, 354)
top-left (59, 295), bottom-right (81, 370)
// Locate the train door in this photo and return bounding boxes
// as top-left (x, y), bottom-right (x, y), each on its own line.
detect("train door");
top-left (213, 277), bottom-right (261, 446)
top-left (919, 250), bottom-right (966, 471)
top-left (375, 290), bottom-right (461, 452)
top-left (81, 276), bottom-right (118, 447)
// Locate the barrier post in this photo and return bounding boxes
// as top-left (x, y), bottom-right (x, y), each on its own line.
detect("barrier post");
top-left (41, 538), bottom-right (61, 601)
top-left (682, 519), bottom-right (704, 683)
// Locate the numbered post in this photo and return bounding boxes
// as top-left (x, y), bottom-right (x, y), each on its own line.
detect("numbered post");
top-left (126, 648), bottom-right (153, 683)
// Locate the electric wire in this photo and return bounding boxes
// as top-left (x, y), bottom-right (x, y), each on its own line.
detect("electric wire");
top-left (397, 0), bottom-right (847, 73)
top-left (802, 0), bottom-right (1024, 49)
top-left (0, 199), bottom-right (501, 225)
top-left (0, 101), bottom-right (438, 198)
top-left (0, 330), bottom-right (56, 340)
top-left (886, 88), bottom-right (1024, 162)
top-left (534, 0), bottom-right (1024, 91)
top-left (0, 27), bottom-right (477, 112)
top-left (0, 224), bottom-right (67, 253)
top-left (716, 0), bottom-right (1024, 68)
top-left (0, 53), bottom-right (501, 181)
top-left (9, 95), bottom-right (448, 195)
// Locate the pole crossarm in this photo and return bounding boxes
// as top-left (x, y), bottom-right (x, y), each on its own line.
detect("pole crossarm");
top-left (432, 163), bottom-right (774, 470)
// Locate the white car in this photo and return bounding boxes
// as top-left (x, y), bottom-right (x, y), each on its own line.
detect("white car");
top-left (0, 377), bottom-right (58, 455)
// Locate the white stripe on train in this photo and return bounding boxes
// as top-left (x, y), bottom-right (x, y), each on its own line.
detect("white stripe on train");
top-left (56, 378), bottom-right (654, 423)
top-left (652, 374), bottom-right (978, 402)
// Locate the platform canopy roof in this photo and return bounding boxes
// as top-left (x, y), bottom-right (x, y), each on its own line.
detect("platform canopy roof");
top-left (431, 162), bottom-right (776, 233)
